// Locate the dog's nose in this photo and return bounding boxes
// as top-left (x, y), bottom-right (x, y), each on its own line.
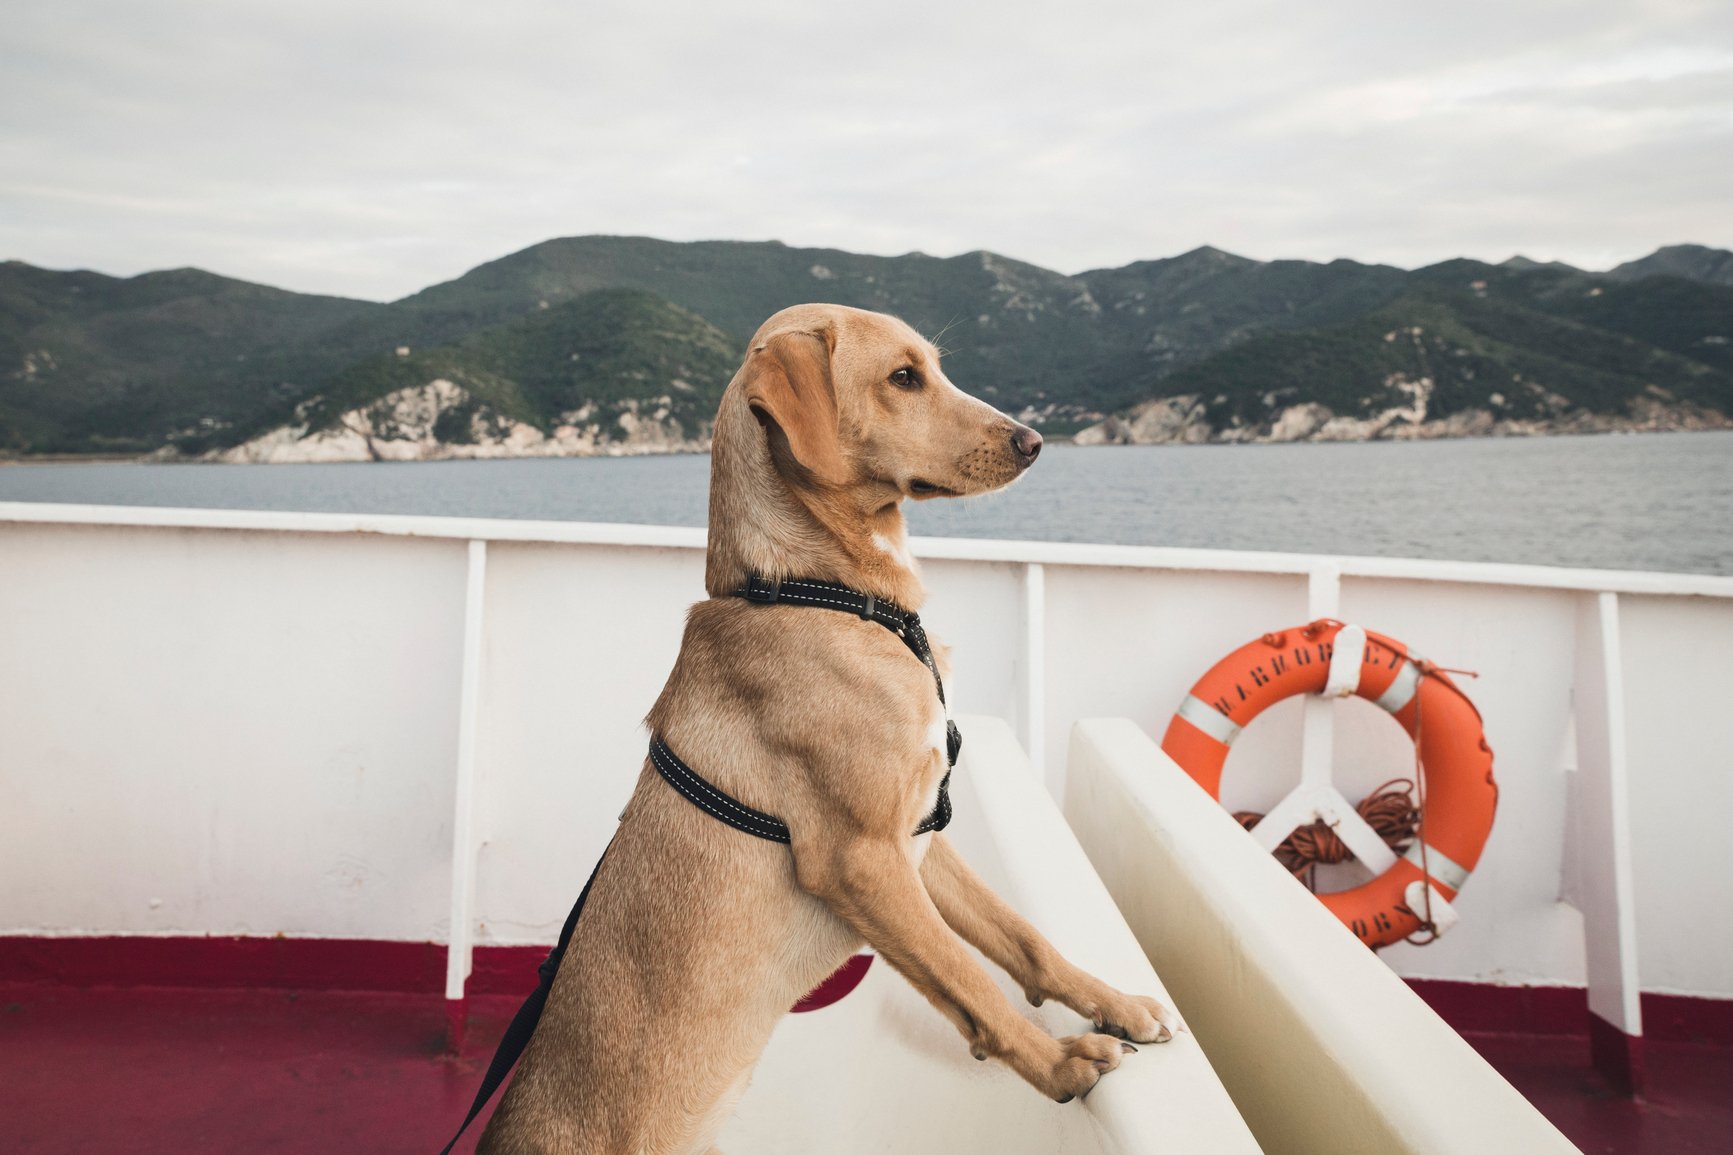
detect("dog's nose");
top-left (1011, 425), bottom-right (1043, 463)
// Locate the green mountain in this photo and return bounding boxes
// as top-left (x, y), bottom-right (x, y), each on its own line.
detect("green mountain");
top-left (1607, 244), bottom-right (1733, 287)
top-left (0, 261), bottom-right (386, 454)
top-left (394, 236), bottom-right (1140, 417)
top-left (224, 289), bottom-right (739, 456)
top-left (1082, 261), bottom-right (1732, 444)
top-left (2, 238), bottom-right (1729, 458)
top-left (1145, 286), bottom-right (1728, 436)
top-left (392, 237), bottom-right (1420, 420)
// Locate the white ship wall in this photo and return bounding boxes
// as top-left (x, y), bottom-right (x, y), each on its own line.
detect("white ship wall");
top-left (2, 504), bottom-right (1730, 1002)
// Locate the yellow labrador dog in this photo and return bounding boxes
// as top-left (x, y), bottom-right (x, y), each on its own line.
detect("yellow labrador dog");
top-left (477, 304), bottom-right (1178, 1154)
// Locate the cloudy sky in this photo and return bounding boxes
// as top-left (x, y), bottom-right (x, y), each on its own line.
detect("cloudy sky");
top-left (4, 0), bottom-right (1729, 301)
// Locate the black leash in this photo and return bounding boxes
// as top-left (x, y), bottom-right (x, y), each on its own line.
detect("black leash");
top-left (437, 574), bottom-right (958, 1151)
top-left (438, 836), bottom-right (613, 1155)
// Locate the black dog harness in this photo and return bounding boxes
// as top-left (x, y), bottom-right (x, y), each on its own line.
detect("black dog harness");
top-left (438, 575), bottom-right (959, 1152)
top-left (651, 574), bottom-right (961, 840)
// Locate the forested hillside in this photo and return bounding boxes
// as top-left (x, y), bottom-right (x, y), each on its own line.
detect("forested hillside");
top-left (3, 237), bottom-right (1728, 459)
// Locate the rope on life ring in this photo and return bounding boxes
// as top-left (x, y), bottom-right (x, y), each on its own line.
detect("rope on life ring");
top-left (1161, 619), bottom-right (1498, 950)
top-left (1233, 778), bottom-right (1418, 880)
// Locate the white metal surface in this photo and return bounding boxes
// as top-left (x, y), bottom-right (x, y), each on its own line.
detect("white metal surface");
top-left (445, 540), bottom-right (488, 1002)
top-left (1065, 719), bottom-right (1579, 1155)
top-left (1569, 591), bottom-right (1643, 1036)
top-left (2, 502), bottom-right (1731, 1008)
top-left (1250, 568), bottom-right (1394, 876)
top-left (1021, 561), bottom-right (1046, 781)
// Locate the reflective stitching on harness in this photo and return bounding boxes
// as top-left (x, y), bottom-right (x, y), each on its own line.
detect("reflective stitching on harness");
top-left (913, 774), bottom-right (953, 835)
top-left (650, 739), bottom-right (781, 832)
top-left (779, 580), bottom-right (908, 632)
top-left (659, 765), bottom-right (784, 841)
top-left (776, 589), bottom-right (857, 611)
top-left (652, 732), bottom-right (950, 844)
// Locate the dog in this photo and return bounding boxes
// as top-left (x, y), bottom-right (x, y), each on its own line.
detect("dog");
top-left (477, 303), bottom-right (1180, 1154)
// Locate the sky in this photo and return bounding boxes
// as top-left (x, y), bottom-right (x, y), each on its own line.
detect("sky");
top-left (3, 0), bottom-right (1729, 302)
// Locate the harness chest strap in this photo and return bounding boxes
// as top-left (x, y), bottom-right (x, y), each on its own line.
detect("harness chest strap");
top-left (650, 573), bottom-right (961, 842)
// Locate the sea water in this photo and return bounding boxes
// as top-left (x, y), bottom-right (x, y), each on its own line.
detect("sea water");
top-left (3, 431), bottom-right (1730, 576)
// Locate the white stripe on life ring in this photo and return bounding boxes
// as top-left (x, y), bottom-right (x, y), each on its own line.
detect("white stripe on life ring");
top-left (1177, 694), bottom-right (1242, 746)
top-left (1403, 880), bottom-right (1462, 937)
top-left (1375, 653), bottom-right (1423, 714)
top-left (1323, 624), bottom-right (1367, 698)
top-left (1402, 840), bottom-right (1470, 892)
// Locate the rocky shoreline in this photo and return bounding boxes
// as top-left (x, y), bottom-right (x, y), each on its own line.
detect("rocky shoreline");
top-left (191, 373), bottom-right (1733, 464)
top-left (1073, 388), bottom-right (1731, 447)
top-left (200, 379), bottom-right (710, 464)
top-left (13, 386), bottom-right (1729, 466)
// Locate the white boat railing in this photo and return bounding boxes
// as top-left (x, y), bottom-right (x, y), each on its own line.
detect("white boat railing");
top-left (3, 502), bottom-right (1730, 1072)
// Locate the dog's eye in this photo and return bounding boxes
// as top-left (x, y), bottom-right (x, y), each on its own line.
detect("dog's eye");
top-left (889, 368), bottom-right (920, 390)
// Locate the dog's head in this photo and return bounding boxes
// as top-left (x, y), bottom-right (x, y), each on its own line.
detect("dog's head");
top-left (734, 303), bottom-right (1041, 504)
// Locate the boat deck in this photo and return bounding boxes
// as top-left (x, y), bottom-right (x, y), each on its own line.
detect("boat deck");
top-left (3, 981), bottom-right (1728, 1154)
top-left (0, 984), bottom-right (515, 1154)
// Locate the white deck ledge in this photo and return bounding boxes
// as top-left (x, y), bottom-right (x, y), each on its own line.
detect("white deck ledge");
top-left (1064, 718), bottom-right (1579, 1155)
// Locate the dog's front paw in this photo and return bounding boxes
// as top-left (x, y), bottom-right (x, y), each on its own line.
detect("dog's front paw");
top-left (1091, 991), bottom-right (1184, 1044)
top-left (1043, 1033), bottom-right (1136, 1103)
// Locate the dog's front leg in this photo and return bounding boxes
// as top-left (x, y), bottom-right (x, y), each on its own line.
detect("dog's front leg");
top-left (920, 834), bottom-right (1182, 1044)
top-left (794, 835), bottom-right (1131, 1102)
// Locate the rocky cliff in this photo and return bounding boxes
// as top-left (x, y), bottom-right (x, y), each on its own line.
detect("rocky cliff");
top-left (211, 380), bottom-right (709, 463)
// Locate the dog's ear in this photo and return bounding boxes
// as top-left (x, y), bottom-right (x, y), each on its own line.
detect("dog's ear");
top-left (744, 326), bottom-right (846, 485)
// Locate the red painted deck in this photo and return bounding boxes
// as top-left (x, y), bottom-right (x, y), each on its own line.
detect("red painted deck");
top-left (1461, 1031), bottom-right (1733, 1155)
top-left (3, 979), bottom-right (1730, 1154)
top-left (0, 984), bottom-right (517, 1155)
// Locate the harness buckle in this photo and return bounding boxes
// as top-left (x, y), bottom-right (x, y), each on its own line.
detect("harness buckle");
top-left (743, 574), bottom-right (782, 604)
top-left (860, 594), bottom-right (876, 621)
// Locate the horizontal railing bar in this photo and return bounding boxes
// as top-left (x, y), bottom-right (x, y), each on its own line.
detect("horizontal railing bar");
top-left (0, 501), bottom-right (709, 551)
top-left (5, 501), bottom-right (1733, 600)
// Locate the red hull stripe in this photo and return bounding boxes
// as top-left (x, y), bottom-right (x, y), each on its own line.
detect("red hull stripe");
top-left (0, 936), bottom-right (548, 997)
top-left (3, 937), bottom-right (1729, 1042)
top-left (1406, 978), bottom-right (1733, 1046)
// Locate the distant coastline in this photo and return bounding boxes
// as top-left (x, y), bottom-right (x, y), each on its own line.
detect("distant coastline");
top-left (1071, 389), bottom-right (1730, 448)
top-left (7, 416), bottom-right (1732, 467)
top-left (6, 237), bottom-right (1728, 461)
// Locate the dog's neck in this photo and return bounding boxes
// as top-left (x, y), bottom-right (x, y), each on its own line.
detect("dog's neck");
top-left (705, 392), bottom-right (925, 610)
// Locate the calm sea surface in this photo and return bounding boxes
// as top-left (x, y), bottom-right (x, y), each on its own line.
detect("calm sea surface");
top-left (4, 432), bottom-right (1731, 575)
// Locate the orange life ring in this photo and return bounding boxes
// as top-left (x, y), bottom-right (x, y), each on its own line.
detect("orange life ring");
top-left (1161, 620), bottom-right (1497, 949)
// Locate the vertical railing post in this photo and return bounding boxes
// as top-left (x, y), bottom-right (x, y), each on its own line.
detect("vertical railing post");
top-left (1299, 563), bottom-right (1342, 786)
top-left (445, 538), bottom-right (489, 1052)
top-left (1570, 589), bottom-right (1644, 1094)
top-left (1023, 562), bottom-right (1046, 785)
